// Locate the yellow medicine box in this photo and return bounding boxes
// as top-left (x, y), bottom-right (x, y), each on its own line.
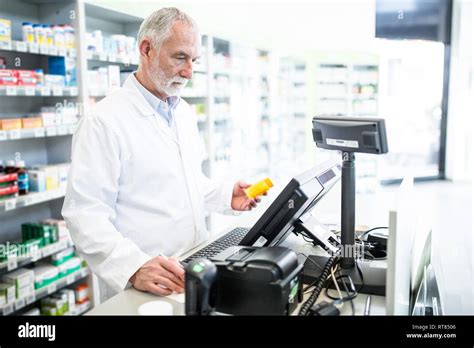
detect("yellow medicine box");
top-left (1, 118), bottom-right (22, 130)
top-left (22, 117), bottom-right (43, 129)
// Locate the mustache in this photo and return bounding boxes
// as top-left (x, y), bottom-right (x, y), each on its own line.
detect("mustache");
top-left (170, 77), bottom-right (188, 84)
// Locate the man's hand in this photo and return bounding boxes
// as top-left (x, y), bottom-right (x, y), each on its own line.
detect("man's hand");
top-left (129, 256), bottom-right (185, 296)
top-left (231, 181), bottom-right (265, 211)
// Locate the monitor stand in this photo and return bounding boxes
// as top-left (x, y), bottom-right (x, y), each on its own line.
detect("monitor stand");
top-left (299, 151), bottom-right (386, 296)
top-left (302, 254), bottom-right (386, 296)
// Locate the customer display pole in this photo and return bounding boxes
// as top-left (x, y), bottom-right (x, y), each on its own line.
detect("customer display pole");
top-left (340, 151), bottom-right (356, 269)
top-left (311, 116), bottom-right (390, 295)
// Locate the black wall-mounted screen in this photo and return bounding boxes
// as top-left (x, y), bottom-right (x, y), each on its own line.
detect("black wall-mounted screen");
top-left (375, 0), bottom-right (452, 43)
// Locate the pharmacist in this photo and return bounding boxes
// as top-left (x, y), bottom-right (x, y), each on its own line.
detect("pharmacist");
top-left (62, 8), bottom-right (261, 302)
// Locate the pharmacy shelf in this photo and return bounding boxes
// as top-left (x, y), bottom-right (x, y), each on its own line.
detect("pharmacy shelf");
top-left (0, 40), bottom-right (76, 58)
top-left (86, 51), bottom-right (139, 66)
top-left (0, 86), bottom-right (78, 97)
top-left (66, 299), bottom-right (92, 316)
top-left (0, 188), bottom-right (66, 213)
top-left (181, 94), bottom-right (207, 99)
top-left (0, 239), bottom-right (72, 276)
top-left (0, 124), bottom-right (77, 142)
top-left (318, 97), bottom-right (347, 100)
top-left (86, 52), bottom-right (213, 74)
top-left (317, 80), bottom-right (346, 84)
top-left (0, 267), bottom-right (89, 316)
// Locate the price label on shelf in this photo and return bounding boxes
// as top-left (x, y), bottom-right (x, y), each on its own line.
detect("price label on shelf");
top-left (25, 86), bottom-right (35, 96)
top-left (39, 45), bottom-right (49, 55)
top-left (66, 274), bottom-right (75, 285)
top-left (16, 41), bottom-right (27, 52)
top-left (3, 304), bottom-right (14, 315)
top-left (24, 195), bottom-right (34, 206)
top-left (4, 198), bottom-right (16, 211)
top-left (58, 47), bottom-right (67, 56)
top-left (69, 86), bottom-right (78, 96)
top-left (57, 125), bottom-right (67, 135)
top-left (49, 46), bottom-right (58, 55)
top-left (69, 48), bottom-right (77, 58)
top-left (35, 192), bottom-right (45, 202)
top-left (26, 294), bottom-right (36, 305)
top-left (1, 41), bottom-right (12, 50)
top-left (28, 42), bottom-right (39, 54)
top-left (40, 86), bottom-right (50, 96)
top-left (108, 55), bottom-right (116, 62)
top-left (6, 86), bottom-right (17, 96)
top-left (99, 52), bottom-right (107, 61)
top-left (7, 255), bottom-right (18, 271)
top-left (30, 246), bottom-right (40, 262)
top-left (52, 86), bottom-right (63, 96)
top-left (34, 128), bottom-right (45, 137)
top-left (15, 298), bottom-right (25, 311)
top-left (47, 283), bottom-right (57, 294)
top-left (42, 245), bottom-right (53, 257)
top-left (58, 240), bottom-right (68, 250)
top-left (122, 56), bottom-right (130, 65)
top-left (51, 243), bottom-right (60, 253)
top-left (0, 131), bottom-right (6, 141)
top-left (46, 127), bottom-right (57, 137)
top-left (8, 129), bottom-right (20, 140)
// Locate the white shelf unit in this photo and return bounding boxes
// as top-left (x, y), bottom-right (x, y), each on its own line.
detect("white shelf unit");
top-left (315, 62), bottom-right (379, 117)
top-left (350, 64), bottom-right (378, 117)
top-left (315, 61), bottom-right (380, 193)
top-left (0, 0), bottom-right (91, 316)
top-left (204, 39), bottom-right (287, 184)
top-left (81, 2), bottom-right (142, 109)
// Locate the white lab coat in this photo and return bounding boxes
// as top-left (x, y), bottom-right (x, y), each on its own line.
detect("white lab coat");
top-left (62, 76), bottom-right (235, 301)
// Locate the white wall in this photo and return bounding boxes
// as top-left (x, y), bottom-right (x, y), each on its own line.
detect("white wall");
top-left (446, 0), bottom-right (473, 182)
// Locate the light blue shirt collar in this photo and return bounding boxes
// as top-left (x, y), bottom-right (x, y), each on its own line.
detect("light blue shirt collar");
top-left (131, 72), bottom-right (180, 125)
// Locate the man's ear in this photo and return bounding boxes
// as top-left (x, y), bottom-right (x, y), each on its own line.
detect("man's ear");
top-left (139, 39), bottom-right (152, 58)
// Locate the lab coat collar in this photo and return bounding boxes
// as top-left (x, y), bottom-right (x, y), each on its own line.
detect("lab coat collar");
top-left (122, 75), bottom-right (179, 144)
top-left (129, 72), bottom-right (181, 114)
top-left (122, 76), bottom-right (156, 117)
top-left (123, 75), bottom-right (182, 117)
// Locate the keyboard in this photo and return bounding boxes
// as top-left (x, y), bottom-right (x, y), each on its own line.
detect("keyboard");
top-left (183, 227), bottom-right (249, 263)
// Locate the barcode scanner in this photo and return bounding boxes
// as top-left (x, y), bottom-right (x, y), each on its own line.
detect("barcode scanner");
top-left (184, 258), bottom-right (217, 316)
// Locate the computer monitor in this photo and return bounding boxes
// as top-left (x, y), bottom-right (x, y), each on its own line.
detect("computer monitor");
top-left (238, 160), bottom-right (341, 248)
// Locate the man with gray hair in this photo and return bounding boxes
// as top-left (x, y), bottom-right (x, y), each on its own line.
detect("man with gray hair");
top-left (62, 8), bottom-right (261, 301)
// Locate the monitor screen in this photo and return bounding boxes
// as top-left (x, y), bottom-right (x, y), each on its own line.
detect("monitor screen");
top-left (239, 161), bottom-right (341, 248)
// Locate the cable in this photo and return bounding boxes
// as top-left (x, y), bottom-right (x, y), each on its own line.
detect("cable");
top-left (324, 274), bottom-right (357, 302)
top-left (358, 226), bottom-right (388, 241)
top-left (303, 261), bottom-right (338, 293)
top-left (330, 265), bottom-right (343, 300)
top-left (355, 258), bottom-right (365, 293)
top-left (298, 255), bottom-right (339, 316)
top-left (363, 249), bottom-right (387, 260)
top-left (301, 235), bottom-right (315, 245)
top-left (339, 276), bottom-right (355, 315)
